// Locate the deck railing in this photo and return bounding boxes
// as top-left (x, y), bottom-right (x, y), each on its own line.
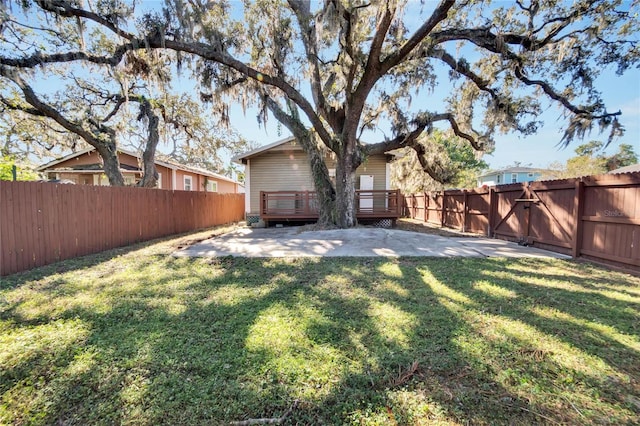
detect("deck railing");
top-left (259, 189), bottom-right (402, 220)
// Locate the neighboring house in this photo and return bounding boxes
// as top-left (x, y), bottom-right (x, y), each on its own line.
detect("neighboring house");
top-left (232, 136), bottom-right (401, 225)
top-left (37, 147), bottom-right (242, 193)
top-left (476, 167), bottom-right (544, 187)
top-left (608, 163), bottom-right (640, 174)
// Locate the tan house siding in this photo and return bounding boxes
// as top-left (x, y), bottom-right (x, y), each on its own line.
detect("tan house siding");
top-left (324, 154), bottom-right (388, 190)
top-left (248, 148), bottom-right (315, 213)
top-left (247, 149), bottom-right (389, 213)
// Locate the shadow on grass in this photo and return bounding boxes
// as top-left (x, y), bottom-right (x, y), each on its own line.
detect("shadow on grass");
top-left (1, 256), bottom-right (639, 424)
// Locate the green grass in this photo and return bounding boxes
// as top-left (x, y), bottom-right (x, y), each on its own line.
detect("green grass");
top-left (1, 230), bottom-right (639, 425)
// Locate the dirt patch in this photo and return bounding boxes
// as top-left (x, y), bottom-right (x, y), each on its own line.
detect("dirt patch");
top-left (395, 218), bottom-right (482, 238)
top-left (172, 223), bottom-right (243, 250)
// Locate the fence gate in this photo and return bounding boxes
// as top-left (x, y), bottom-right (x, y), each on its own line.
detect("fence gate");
top-left (525, 181), bottom-right (576, 252)
top-left (492, 184), bottom-right (531, 243)
top-left (491, 182), bottom-right (575, 253)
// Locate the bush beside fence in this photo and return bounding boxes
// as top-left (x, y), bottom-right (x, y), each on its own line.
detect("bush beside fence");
top-left (1, 181), bottom-right (245, 276)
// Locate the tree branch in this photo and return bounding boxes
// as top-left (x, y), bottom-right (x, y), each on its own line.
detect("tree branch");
top-left (366, 112), bottom-right (484, 155)
top-left (430, 27), bottom-right (622, 124)
top-left (0, 43), bottom-right (136, 68)
top-left (0, 95), bottom-right (46, 117)
top-left (288, 0), bottom-right (331, 125)
top-left (428, 47), bottom-right (500, 100)
top-left (0, 66), bottom-right (106, 144)
top-left (380, 0), bottom-right (455, 73)
top-left (512, 63), bottom-right (621, 119)
top-left (148, 36), bottom-right (335, 149)
top-left (348, 0), bottom-right (454, 143)
top-left (366, 3), bottom-right (395, 71)
top-left (35, 0), bottom-right (135, 40)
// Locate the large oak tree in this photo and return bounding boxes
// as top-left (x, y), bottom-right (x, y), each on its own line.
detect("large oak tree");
top-left (1, 0), bottom-right (637, 225)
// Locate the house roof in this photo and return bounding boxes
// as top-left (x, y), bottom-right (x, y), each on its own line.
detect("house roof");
top-left (477, 167), bottom-right (543, 179)
top-left (232, 136), bottom-right (297, 164)
top-left (36, 147), bottom-right (94, 171)
top-left (38, 147), bottom-right (240, 184)
top-left (50, 163), bottom-right (142, 172)
top-left (232, 135), bottom-right (401, 164)
top-left (608, 163), bottom-right (640, 174)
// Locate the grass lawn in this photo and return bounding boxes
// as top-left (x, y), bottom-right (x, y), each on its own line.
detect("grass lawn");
top-left (1, 228), bottom-right (639, 425)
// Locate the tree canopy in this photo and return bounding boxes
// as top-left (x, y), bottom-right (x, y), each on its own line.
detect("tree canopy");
top-left (0, 0), bottom-right (637, 225)
top-left (544, 140), bottom-right (638, 179)
top-left (391, 130), bottom-right (488, 193)
top-left (0, 1), bottom-right (244, 186)
top-left (0, 155), bottom-right (39, 181)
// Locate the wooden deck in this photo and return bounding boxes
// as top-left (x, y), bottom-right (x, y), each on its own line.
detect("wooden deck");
top-left (260, 190), bottom-right (402, 223)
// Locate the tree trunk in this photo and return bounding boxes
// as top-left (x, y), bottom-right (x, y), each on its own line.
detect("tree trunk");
top-left (95, 141), bottom-right (124, 186)
top-left (137, 105), bottom-right (159, 188)
top-left (261, 97), bottom-right (337, 226)
top-left (335, 153), bottom-right (358, 228)
top-left (307, 145), bottom-right (336, 226)
top-left (138, 143), bottom-right (158, 188)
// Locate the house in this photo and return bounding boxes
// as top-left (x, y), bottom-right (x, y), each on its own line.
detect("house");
top-left (476, 167), bottom-right (544, 187)
top-left (37, 147), bottom-right (242, 193)
top-left (232, 136), bottom-right (401, 225)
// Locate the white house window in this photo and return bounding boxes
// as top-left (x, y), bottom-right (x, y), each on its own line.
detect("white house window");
top-left (124, 175), bottom-right (136, 185)
top-left (511, 173), bottom-right (518, 183)
top-left (528, 172), bottom-right (534, 177)
top-left (206, 180), bottom-right (218, 192)
top-left (184, 175), bottom-right (193, 191)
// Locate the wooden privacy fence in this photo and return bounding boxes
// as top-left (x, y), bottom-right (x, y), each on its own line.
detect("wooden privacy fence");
top-left (404, 172), bottom-right (640, 270)
top-left (0, 181), bottom-right (245, 276)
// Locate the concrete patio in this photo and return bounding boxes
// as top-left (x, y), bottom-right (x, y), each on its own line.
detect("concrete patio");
top-left (174, 227), bottom-right (570, 259)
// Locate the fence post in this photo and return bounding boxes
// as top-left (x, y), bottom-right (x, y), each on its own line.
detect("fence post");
top-left (462, 190), bottom-right (468, 232)
top-left (424, 192), bottom-right (428, 223)
top-left (441, 191), bottom-right (446, 228)
top-left (410, 194), bottom-right (415, 219)
top-left (571, 179), bottom-right (585, 258)
top-left (487, 187), bottom-right (495, 237)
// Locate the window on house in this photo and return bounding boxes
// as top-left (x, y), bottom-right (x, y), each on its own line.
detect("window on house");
top-left (206, 180), bottom-right (218, 192)
top-left (184, 175), bottom-right (193, 191)
top-left (496, 174), bottom-right (501, 184)
top-left (528, 172), bottom-right (534, 177)
top-left (124, 175), bottom-right (136, 186)
top-left (511, 173), bottom-right (518, 183)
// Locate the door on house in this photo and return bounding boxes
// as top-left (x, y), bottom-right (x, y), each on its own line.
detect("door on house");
top-left (359, 175), bottom-right (374, 211)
